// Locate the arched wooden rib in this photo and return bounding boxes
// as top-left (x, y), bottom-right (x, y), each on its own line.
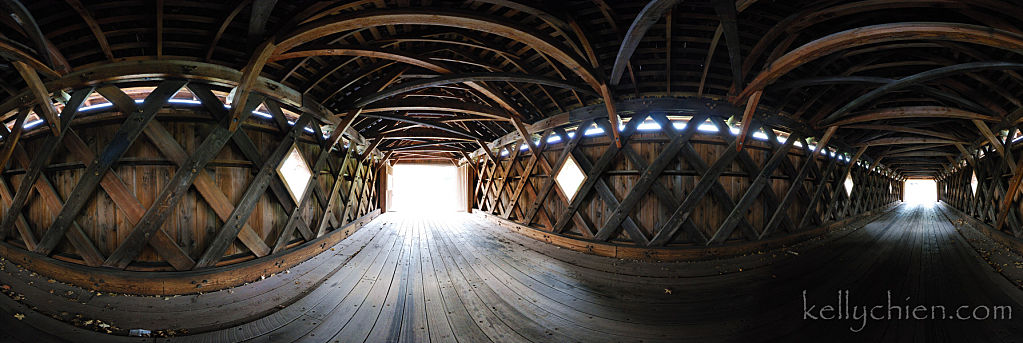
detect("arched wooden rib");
top-left (270, 47), bottom-right (450, 71)
top-left (828, 106), bottom-right (999, 127)
top-left (739, 23), bottom-right (1023, 101)
top-left (841, 124), bottom-right (959, 141)
top-left (274, 9), bottom-right (601, 109)
top-left (0, 0), bottom-right (65, 72)
top-left (227, 40), bottom-right (277, 131)
top-left (205, 0), bottom-right (253, 61)
top-left (11, 62), bottom-right (60, 135)
top-left (774, 76), bottom-right (891, 90)
top-left (853, 137), bottom-right (964, 147)
top-left (353, 73), bottom-right (596, 108)
top-left (361, 113), bottom-right (479, 140)
top-left (376, 36), bottom-right (521, 61)
top-left (63, 0), bottom-right (113, 60)
top-left (712, 0), bottom-right (743, 90)
top-left (0, 37), bottom-right (59, 78)
top-left (744, 0), bottom-right (966, 79)
top-left (820, 61), bottom-right (1023, 124)
top-left (362, 99), bottom-right (509, 120)
top-left (271, 46), bottom-right (527, 120)
top-left (247, 0), bottom-right (277, 44)
top-left (609, 0), bottom-right (682, 86)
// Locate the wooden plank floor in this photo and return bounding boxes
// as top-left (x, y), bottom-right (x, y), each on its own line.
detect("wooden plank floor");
top-left (1, 203), bottom-right (1022, 342)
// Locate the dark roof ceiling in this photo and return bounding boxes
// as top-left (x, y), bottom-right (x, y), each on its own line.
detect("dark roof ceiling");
top-left (2, 0), bottom-right (1023, 176)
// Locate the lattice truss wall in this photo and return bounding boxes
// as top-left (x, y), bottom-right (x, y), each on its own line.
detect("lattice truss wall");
top-left (473, 113), bottom-right (903, 247)
top-left (0, 80), bottom-right (381, 271)
top-left (938, 141), bottom-right (1023, 239)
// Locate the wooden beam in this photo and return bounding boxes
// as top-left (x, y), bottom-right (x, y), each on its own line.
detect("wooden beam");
top-left (34, 81), bottom-right (187, 255)
top-left (841, 124), bottom-right (959, 141)
top-left (599, 84), bottom-right (623, 148)
top-left (228, 40), bottom-right (277, 131)
top-left (761, 137), bottom-right (817, 238)
top-left (711, 134), bottom-right (800, 243)
top-left (316, 148), bottom-right (355, 237)
top-left (353, 73), bottom-right (595, 108)
top-left (205, 0), bottom-right (252, 60)
top-left (854, 137), bottom-right (963, 146)
top-left (0, 108), bottom-right (28, 174)
top-left (712, 0), bottom-right (743, 91)
top-left (995, 153), bottom-right (1023, 232)
top-left (697, 25), bottom-right (724, 98)
top-left (362, 99), bottom-right (510, 120)
top-left (821, 61), bottom-right (1023, 124)
top-left (592, 113), bottom-right (707, 244)
top-left (11, 61), bottom-right (60, 135)
top-left (740, 23), bottom-right (1023, 101)
top-left (0, 87), bottom-right (92, 240)
top-left (63, 130), bottom-right (195, 270)
top-left (665, 9), bottom-right (672, 94)
top-left (64, 0), bottom-right (113, 60)
top-left (828, 106), bottom-right (999, 127)
top-left (973, 119), bottom-right (1012, 169)
top-left (522, 122), bottom-right (589, 224)
top-left (195, 115), bottom-right (316, 268)
top-left (502, 129), bottom-right (553, 219)
top-left (650, 135), bottom-right (743, 245)
top-left (735, 90), bottom-right (762, 151)
top-left (609, 0), bottom-right (682, 85)
top-left (0, 38), bottom-right (59, 78)
top-left (102, 93), bottom-right (269, 269)
top-left (272, 116), bottom-right (352, 253)
top-left (248, 0), bottom-right (277, 44)
top-left (10, 146), bottom-right (104, 266)
top-left (0, 0), bottom-right (59, 70)
top-left (276, 10), bottom-right (602, 94)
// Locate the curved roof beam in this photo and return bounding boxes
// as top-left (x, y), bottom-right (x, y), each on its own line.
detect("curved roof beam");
top-left (743, 0), bottom-right (1021, 81)
top-left (205, 0), bottom-right (253, 61)
top-left (739, 22), bottom-right (1023, 102)
top-left (270, 46), bottom-right (522, 118)
top-left (378, 37), bottom-right (521, 61)
top-left (362, 101), bottom-right (509, 120)
top-left (64, 0), bottom-right (114, 61)
top-left (820, 61), bottom-right (1023, 125)
top-left (361, 113), bottom-right (480, 140)
top-left (779, 76), bottom-right (994, 120)
top-left (352, 72), bottom-right (596, 108)
top-left (274, 9), bottom-right (599, 91)
top-left (270, 47), bottom-right (451, 72)
top-left (272, 8), bottom-right (621, 146)
top-left (609, 0), bottom-right (681, 86)
top-left (841, 124), bottom-right (960, 141)
top-left (0, 0), bottom-right (68, 73)
top-left (828, 106), bottom-right (999, 127)
top-left (0, 36), bottom-right (60, 78)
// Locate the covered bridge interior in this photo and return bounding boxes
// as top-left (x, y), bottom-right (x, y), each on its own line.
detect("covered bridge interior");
top-left (0, 0), bottom-right (1021, 341)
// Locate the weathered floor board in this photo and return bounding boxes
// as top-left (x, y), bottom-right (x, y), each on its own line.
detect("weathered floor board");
top-left (1, 203), bottom-right (1022, 342)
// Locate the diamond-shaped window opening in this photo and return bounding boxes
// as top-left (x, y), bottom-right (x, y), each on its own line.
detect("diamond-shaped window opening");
top-left (971, 171), bottom-right (979, 194)
top-left (555, 154), bottom-right (587, 201)
top-left (844, 174), bottom-right (854, 196)
top-left (277, 145), bottom-right (313, 202)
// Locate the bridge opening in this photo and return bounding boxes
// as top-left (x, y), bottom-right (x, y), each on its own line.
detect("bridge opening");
top-left (905, 179), bottom-right (938, 204)
top-left (390, 163), bottom-right (460, 213)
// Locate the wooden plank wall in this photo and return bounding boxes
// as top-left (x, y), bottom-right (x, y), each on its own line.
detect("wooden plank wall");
top-left (473, 117), bottom-right (902, 248)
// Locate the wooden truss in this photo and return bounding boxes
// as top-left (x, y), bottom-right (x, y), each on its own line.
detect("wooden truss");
top-left (0, 80), bottom-right (382, 271)
top-left (474, 112), bottom-right (901, 247)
